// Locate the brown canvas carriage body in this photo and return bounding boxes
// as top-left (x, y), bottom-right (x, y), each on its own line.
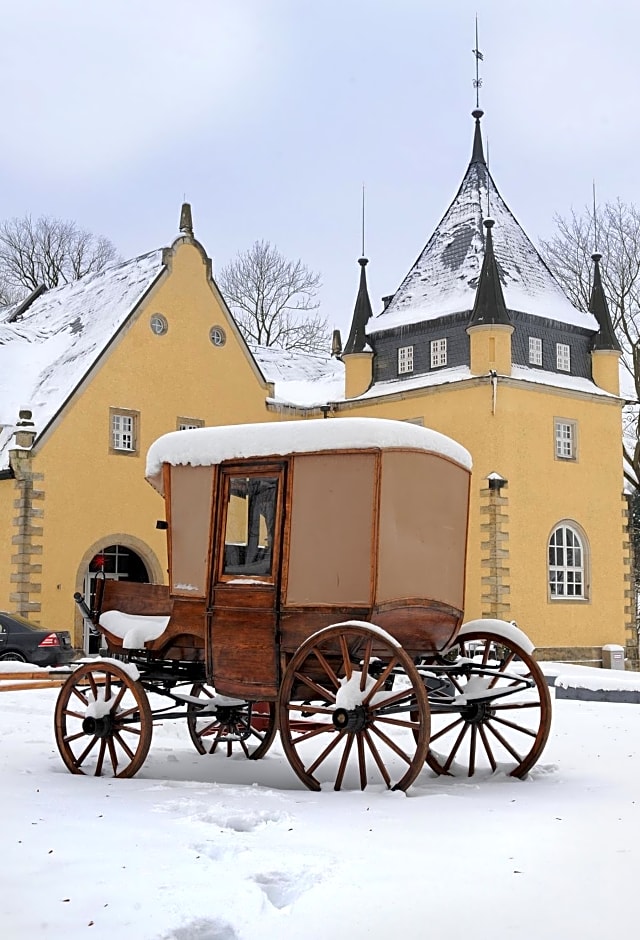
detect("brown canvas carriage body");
top-left (98, 420), bottom-right (471, 701)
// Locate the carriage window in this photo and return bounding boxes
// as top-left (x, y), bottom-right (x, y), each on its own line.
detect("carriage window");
top-left (223, 476), bottom-right (279, 576)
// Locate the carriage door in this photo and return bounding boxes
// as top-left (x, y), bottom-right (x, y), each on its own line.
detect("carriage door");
top-left (208, 463), bottom-right (285, 700)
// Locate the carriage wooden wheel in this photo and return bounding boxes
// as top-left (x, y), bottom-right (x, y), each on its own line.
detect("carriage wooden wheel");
top-left (278, 622), bottom-right (430, 792)
top-left (425, 629), bottom-right (552, 778)
top-left (54, 662), bottom-right (152, 778)
top-left (186, 683), bottom-right (277, 759)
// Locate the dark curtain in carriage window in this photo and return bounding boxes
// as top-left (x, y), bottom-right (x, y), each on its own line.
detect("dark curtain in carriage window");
top-left (223, 476), bottom-right (278, 576)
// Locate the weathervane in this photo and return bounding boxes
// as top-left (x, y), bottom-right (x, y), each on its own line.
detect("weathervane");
top-left (472, 16), bottom-right (483, 109)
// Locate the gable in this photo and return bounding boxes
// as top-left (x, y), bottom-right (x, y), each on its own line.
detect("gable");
top-left (0, 250), bottom-right (165, 468)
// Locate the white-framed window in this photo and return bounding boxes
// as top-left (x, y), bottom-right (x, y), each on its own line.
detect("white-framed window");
top-left (430, 338), bottom-right (447, 368)
top-left (548, 523), bottom-right (588, 599)
top-left (529, 337), bottom-right (543, 366)
top-left (556, 343), bottom-right (571, 372)
top-left (554, 418), bottom-right (577, 460)
top-left (177, 417), bottom-right (204, 431)
top-left (110, 408), bottom-right (139, 455)
top-left (398, 345), bottom-right (414, 375)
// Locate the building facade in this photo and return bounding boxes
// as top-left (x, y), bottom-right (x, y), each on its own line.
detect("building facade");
top-left (0, 112), bottom-right (633, 666)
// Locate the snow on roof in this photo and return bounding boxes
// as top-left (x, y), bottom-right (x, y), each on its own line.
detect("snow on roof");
top-left (350, 364), bottom-right (616, 403)
top-left (0, 250), bottom-right (165, 469)
top-left (370, 159), bottom-right (597, 334)
top-left (145, 417), bottom-right (472, 493)
top-left (251, 345), bottom-right (345, 407)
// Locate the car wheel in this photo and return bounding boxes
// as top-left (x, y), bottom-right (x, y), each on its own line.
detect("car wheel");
top-left (0, 651), bottom-right (27, 662)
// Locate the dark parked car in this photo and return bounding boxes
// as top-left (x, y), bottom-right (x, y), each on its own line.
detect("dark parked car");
top-left (0, 612), bottom-right (76, 666)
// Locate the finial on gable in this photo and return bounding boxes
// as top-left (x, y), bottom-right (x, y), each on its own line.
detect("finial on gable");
top-left (179, 203), bottom-right (194, 236)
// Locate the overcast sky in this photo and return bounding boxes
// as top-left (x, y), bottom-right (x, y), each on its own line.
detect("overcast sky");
top-left (2, 1), bottom-right (639, 339)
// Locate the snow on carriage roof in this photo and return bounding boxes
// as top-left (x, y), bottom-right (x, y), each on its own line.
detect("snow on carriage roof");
top-left (0, 249), bottom-right (165, 469)
top-left (145, 417), bottom-right (472, 493)
top-left (369, 130), bottom-right (597, 335)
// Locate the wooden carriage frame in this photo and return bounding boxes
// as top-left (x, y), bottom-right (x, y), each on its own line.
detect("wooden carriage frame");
top-left (55, 418), bottom-right (552, 790)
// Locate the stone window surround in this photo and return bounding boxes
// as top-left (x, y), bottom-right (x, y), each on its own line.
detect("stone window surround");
top-left (109, 407), bottom-right (140, 457)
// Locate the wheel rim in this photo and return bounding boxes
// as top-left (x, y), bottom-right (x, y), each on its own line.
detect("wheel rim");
top-left (426, 631), bottom-right (552, 778)
top-left (0, 652), bottom-right (26, 662)
top-left (186, 683), bottom-right (277, 759)
top-left (54, 662), bottom-right (152, 778)
top-left (278, 623), bottom-right (430, 791)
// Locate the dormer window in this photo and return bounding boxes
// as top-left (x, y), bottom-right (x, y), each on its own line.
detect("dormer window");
top-left (430, 338), bottom-right (447, 368)
top-left (398, 346), bottom-right (414, 375)
top-left (529, 337), bottom-right (543, 366)
top-left (556, 343), bottom-right (571, 372)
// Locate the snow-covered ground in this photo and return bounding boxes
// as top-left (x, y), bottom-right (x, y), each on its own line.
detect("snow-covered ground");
top-left (1, 668), bottom-right (639, 940)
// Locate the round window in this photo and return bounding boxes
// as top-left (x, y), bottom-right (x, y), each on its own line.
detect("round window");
top-left (209, 326), bottom-right (226, 347)
top-left (150, 314), bottom-right (168, 336)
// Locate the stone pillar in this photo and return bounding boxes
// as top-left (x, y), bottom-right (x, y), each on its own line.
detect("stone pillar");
top-left (622, 492), bottom-right (639, 669)
top-left (479, 473), bottom-right (510, 618)
top-left (8, 411), bottom-right (43, 620)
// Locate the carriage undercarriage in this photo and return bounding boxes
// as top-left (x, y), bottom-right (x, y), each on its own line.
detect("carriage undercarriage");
top-left (54, 620), bottom-right (551, 790)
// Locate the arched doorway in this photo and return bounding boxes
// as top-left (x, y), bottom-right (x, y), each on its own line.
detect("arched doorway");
top-left (84, 544), bottom-right (150, 613)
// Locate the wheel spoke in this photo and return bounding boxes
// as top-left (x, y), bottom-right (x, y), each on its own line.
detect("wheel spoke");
top-left (485, 720), bottom-right (524, 763)
top-left (369, 723), bottom-right (413, 765)
top-left (478, 722), bottom-right (497, 772)
top-left (339, 634), bottom-right (353, 680)
top-left (492, 715), bottom-right (538, 738)
top-left (293, 671), bottom-right (335, 704)
top-left (287, 702), bottom-right (332, 716)
top-left (468, 725), bottom-right (477, 777)
top-left (107, 737), bottom-right (119, 774)
top-left (291, 723), bottom-right (336, 746)
top-left (369, 685), bottom-right (416, 712)
top-left (114, 732), bottom-right (135, 761)
top-left (441, 722), bottom-right (469, 773)
top-left (63, 708), bottom-right (86, 722)
top-left (334, 732), bottom-right (355, 791)
top-left (311, 648), bottom-right (341, 690)
top-left (95, 739), bottom-right (107, 777)
top-left (362, 657), bottom-right (400, 706)
top-left (357, 733), bottom-right (367, 790)
top-left (363, 729), bottom-right (391, 787)
top-left (492, 700), bottom-right (541, 711)
top-left (70, 686), bottom-right (89, 708)
top-left (359, 638), bottom-right (373, 692)
top-left (75, 736), bottom-right (99, 768)
top-left (429, 716), bottom-right (464, 743)
top-left (375, 716), bottom-right (423, 731)
top-left (306, 730), bottom-right (344, 776)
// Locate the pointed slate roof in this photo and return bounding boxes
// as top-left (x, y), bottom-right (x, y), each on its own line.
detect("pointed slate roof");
top-left (589, 252), bottom-right (621, 351)
top-left (468, 218), bottom-right (511, 326)
top-left (0, 250), bottom-right (165, 468)
top-left (343, 257), bottom-right (373, 354)
top-left (369, 112), bottom-right (598, 335)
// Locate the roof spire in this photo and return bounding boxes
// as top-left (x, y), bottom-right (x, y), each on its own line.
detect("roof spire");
top-left (343, 256), bottom-right (373, 354)
top-left (589, 252), bottom-right (621, 351)
top-left (179, 203), bottom-right (193, 236)
top-left (471, 108), bottom-right (486, 165)
top-left (469, 219), bottom-right (510, 326)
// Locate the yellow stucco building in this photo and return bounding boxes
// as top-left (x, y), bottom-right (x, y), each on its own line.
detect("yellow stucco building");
top-left (0, 112), bottom-right (633, 666)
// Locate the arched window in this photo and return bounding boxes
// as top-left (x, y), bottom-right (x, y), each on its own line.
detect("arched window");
top-left (548, 523), bottom-right (588, 599)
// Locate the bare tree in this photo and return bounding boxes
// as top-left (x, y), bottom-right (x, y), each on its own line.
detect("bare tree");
top-left (0, 215), bottom-right (119, 299)
top-left (218, 240), bottom-right (328, 353)
top-left (540, 199), bottom-right (640, 486)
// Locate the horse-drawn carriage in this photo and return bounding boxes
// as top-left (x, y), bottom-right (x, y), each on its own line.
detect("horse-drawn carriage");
top-left (55, 418), bottom-right (551, 789)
